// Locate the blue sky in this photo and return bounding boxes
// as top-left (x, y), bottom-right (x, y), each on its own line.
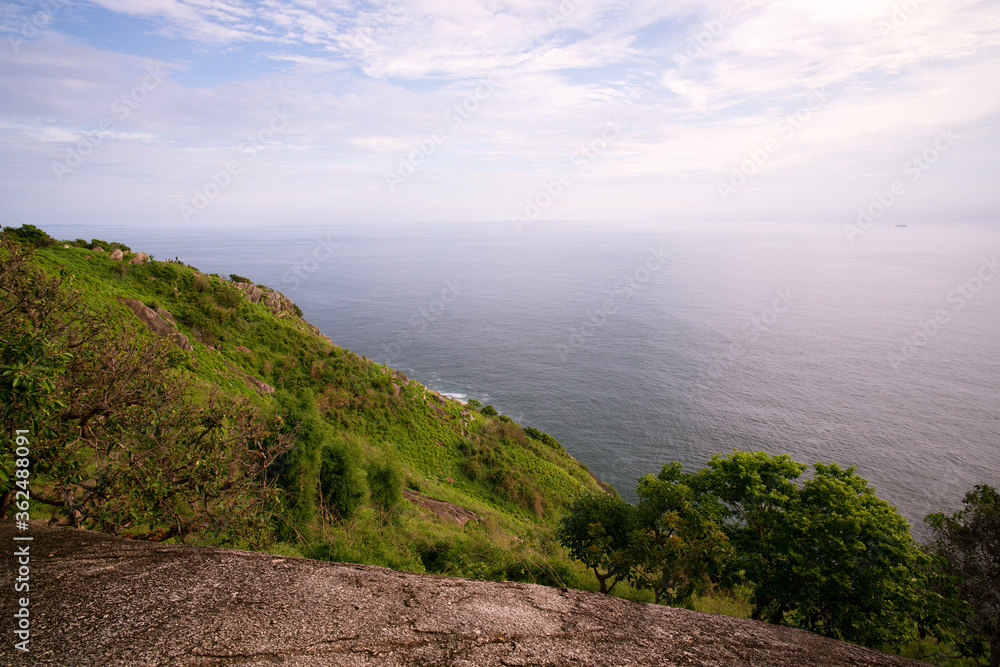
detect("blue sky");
top-left (1, 0), bottom-right (998, 228)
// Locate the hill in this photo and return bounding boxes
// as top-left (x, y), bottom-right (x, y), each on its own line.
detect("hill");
top-left (0, 230), bottom-right (606, 590)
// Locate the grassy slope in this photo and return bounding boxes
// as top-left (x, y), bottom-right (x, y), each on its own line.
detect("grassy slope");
top-left (31, 242), bottom-right (609, 590)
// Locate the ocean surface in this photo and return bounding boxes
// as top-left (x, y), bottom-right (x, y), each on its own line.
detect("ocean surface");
top-left (65, 220), bottom-right (1000, 538)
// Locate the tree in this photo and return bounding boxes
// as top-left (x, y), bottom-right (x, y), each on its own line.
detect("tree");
top-left (629, 462), bottom-right (729, 606)
top-left (557, 491), bottom-right (635, 594)
top-left (924, 484), bottom-right (1000, 667)
top-left (694, 449), bottom-right (806, 622)
top-left (694, 451), bottom-right (923, 648)
top-left (783, 463), bottom-right (924, 648)
top-left (1, 236), bottom-right (292, 546)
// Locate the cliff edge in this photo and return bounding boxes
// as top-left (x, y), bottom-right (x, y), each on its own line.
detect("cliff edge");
top-left (1, 522), bottom-right (922, 667)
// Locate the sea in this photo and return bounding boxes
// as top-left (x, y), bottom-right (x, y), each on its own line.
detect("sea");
top-left (60, 220), bottom-right (1000, 539)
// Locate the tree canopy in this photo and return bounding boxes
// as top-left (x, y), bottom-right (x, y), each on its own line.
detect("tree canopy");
top-left (924, 484), bottom-right (1000, 667)
top-left (558, 450), bottom-right (927, 650)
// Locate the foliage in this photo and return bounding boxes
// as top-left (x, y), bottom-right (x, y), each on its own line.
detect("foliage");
top-left (1, 236), bottom-right (291, 546)
top-left (629, 463), bottom-right (730, 606)
top-left (229, 274), bottom-right (252, 283)
top-left (695, 451), bottom-right (924, 648)
top-left (559, 450), bottom-right (927, 650)
top-left (481, 404), bottom-right (498, 417)
top-left (557, 491), bottom-right (635, 594)
top-left (924, 484), bottom-right (1000, 667)
top-left (2, 224), bottom-right (55, 248)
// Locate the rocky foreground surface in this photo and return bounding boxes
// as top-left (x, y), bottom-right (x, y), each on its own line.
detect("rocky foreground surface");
top-left (1, 522), bottom-right (924, 666)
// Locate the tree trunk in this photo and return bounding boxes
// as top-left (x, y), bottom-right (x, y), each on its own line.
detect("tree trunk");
top-left (990, 633), bottom-right (998, 667)
top-left (769, 602), bottom-right (787, 626)
top-left (751, 598), bottom-right (766, 621)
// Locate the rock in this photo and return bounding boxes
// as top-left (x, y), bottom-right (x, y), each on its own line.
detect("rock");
top-left (0, 522), bottom-right (925, 667)
top-left (63, 244), bottom-right (69, 248)
top-left (154, 307), bottom-right (177, 328)
top-left (117, 298), bottom-right (193, 351)
top-left (129, 251), bottom-right (149, 265)
top-left (93, 246), bottom-right (104, 252)
top-left (110, 248), bottom-right (123, 261)
top-left (242, 374), bottom-right (274, 395)
top-left (234, 345), bottom-right (251, 354)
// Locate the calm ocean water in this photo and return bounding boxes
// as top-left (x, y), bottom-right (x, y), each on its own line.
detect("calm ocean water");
top-left (69, 220), bottom-right (1000, 538)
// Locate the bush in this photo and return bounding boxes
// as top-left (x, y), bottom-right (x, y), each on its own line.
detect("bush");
top-left (319, 437), bottom-right (368, 519)
top-left (3, 224), bottom-right (54, 247)
top-left (366, 450), bottom-right (403, 513)
top-left (230, 274), bottom-right (251, 283)
top-left (481, 404), bottom-right (498, 417)
top-left (193, 273), bottom-right (210, 292)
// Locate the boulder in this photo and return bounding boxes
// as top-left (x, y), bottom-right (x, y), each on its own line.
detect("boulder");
top-left (242, 374), bottom-right (275, 395)
top-left (154, 307), bottom-right (177, 328)
top-left (93, 246), bottom-right (104, 252)
top-left (129, 252), bottom-right (149, 265)
top-left (110, 248), bottom-right (124, 261)
top-left (117, 298), bottom-right (193, 351)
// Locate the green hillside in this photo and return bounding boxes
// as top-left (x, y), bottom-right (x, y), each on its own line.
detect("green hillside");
top-left (0, 226), bottom-right (607, 589)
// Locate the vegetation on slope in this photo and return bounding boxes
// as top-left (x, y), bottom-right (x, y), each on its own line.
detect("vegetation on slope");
top-left (0, 225), bottom-right (604, 591)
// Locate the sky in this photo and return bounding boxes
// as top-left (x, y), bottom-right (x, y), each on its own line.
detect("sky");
top-left (0, 0), bottom-right (998, 229)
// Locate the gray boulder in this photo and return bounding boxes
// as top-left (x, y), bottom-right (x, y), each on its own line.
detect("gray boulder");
top-left (117, 298), bottom-right (193, 351)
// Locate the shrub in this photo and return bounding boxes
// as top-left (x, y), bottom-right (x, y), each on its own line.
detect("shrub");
top-left (230, 274), bottom-right (251, 283)
top-left (481, 404), bottom-right (498, 417)
top-left (319, 437), bottom-right (368, 519)
top-left (3, 224), bottom-right (54, 247)
top-left (193, 273), bottom-right (210, 292)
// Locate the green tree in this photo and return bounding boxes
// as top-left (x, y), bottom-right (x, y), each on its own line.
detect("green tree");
top-left (784, 463), bottom-right (924, 647)
top-left (695, 451), bottom-right (923, 648)
top-left (924, 484), bottom-right (1000, 667)
top-left (628, 462), bottom-right (729, 606)
top-left (694, 449), bottom-right (806, 622)
top-left (557, 491), bottom-right (635, 594)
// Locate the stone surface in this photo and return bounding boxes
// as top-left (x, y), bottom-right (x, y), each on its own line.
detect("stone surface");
top-left (129, 251), bottom-right (149, 265)
top-left (402, 489), bottom-right (482, 526)
top-left (117, 298), bottom-right (193, 351)
top-left (0, 522), bottom-right (924, 667)
top-left (110, 248), bottom-right (124, 261)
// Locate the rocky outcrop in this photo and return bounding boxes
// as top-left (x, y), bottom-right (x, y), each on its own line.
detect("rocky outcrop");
top-left (117, 298), bottom-right (193, 351)
top-left (110, 248), bottom-right (124, 261)
top-left (0, 522), bottom-right (923, 667)
top-left (129, 251), bottom-right (149, 265)
top-left (403, 488), bottom-right (482, 526)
